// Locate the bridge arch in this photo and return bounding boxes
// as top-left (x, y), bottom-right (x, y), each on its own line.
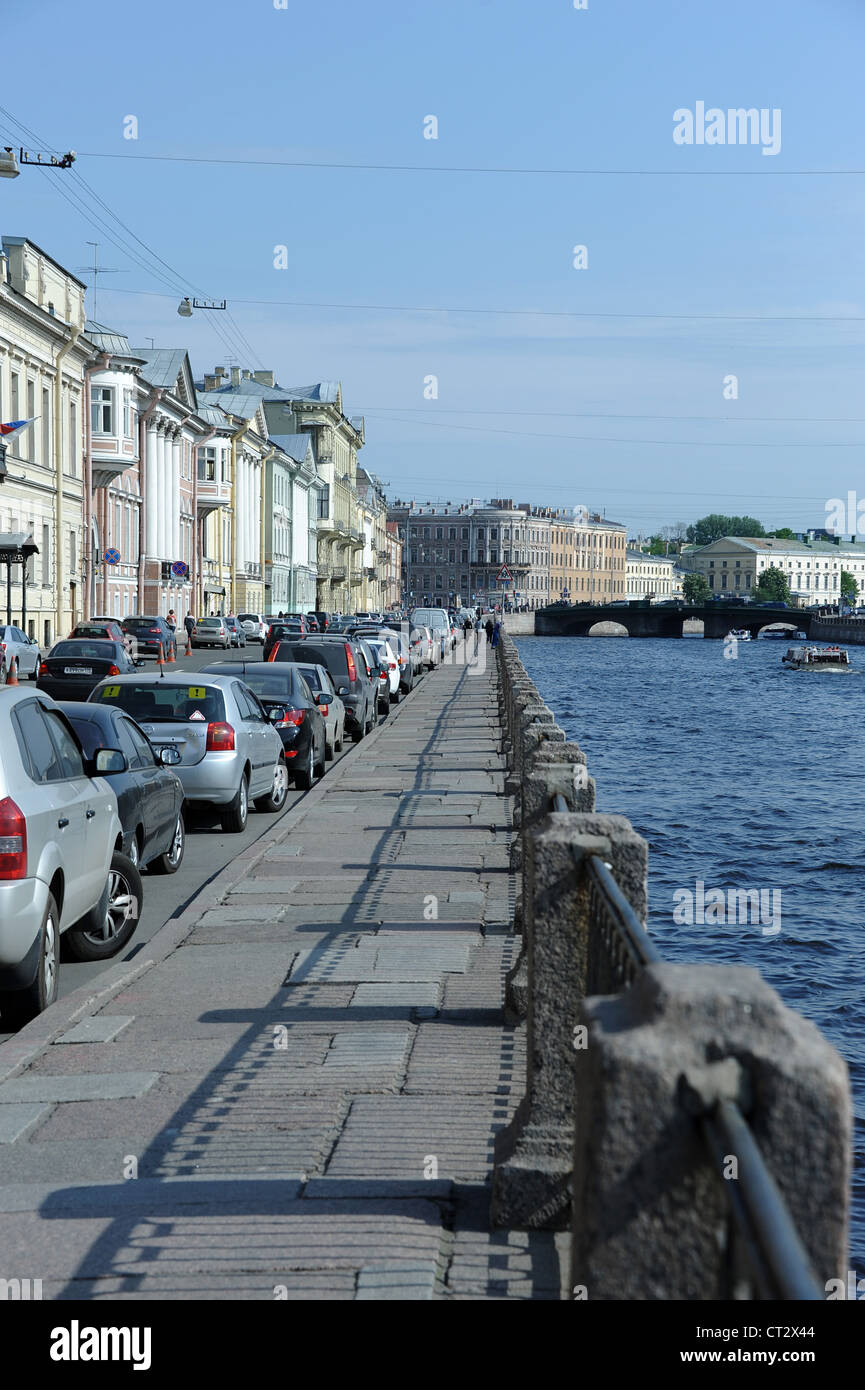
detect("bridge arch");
top-left (587, 620), bottom-right (629, 637)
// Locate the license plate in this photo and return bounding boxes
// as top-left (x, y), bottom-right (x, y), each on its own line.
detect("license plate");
top-left (64, 667), bottom-right (91, 675)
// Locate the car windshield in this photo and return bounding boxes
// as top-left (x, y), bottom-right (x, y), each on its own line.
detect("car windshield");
top-left (236, 671), bottom-right (297, 703)
top-left (51, 641), bottom-right (117, 660)
top-left (95, 682), bottom-right (226, 723)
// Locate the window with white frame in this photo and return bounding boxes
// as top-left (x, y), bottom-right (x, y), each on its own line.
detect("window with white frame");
top-left (91, 386), bottom-right (113, 434)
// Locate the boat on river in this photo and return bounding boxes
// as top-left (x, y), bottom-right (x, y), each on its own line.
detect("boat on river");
top-left (781, 644), bottom-right (852, 671)
top-left (725, 629), bottom-right (751, 642)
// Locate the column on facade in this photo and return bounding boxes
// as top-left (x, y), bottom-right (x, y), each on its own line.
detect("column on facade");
top-left (145, 422), bottom-right (158, 556)
top-left (156, 424), bottom-right (166, 559)
top-left (171, 431), bottom-right (181, 563)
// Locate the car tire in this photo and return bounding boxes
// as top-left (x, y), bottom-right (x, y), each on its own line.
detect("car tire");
top-left (255, 757), bottom-right (289, 812)
top-left (0, 893), bottom-right (60, 1026)
top-left (66, 853), bottom-right (143, 962)
top-left (325, 733), bottom-right (334, 761)
top-left (221, 772), bottom-right (249, 833)
top-left (314, 741), bottom-right (326, 780)
top-left (390, 688), bottom-right (400, 705)
top-left (296, 743), bottom-right (315, 789)
top-left (150, 811), bottom-right (185, 875)
top-left (335, 721), bottom-right (344, 752)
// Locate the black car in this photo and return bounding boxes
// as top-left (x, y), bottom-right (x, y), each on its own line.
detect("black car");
top-left (122, 615), bottom-right (178, 659)
top-left (263, 621), bottom-right (305, 661)
top-left (58, 701), bottom-right (186, 873)
top-left (202, 661), bottom-right (326, 788)
top-left (312, 612), bottom-right (332, 632)
top-left (37, 639), bottom-right (138, 702)
top-left (268, 636), bottom-right (376, 742)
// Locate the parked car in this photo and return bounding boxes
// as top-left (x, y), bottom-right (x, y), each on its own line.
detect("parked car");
top-left (37, 639), bottom-right (138, 702)
top-left (237, 613), bottom-right (267, 644)
top-left (203, 661), bottom-right (327, 788)
top-left (58, 702), bottom-right (185, 873)
top-left (122, 615), bottom-right (178, 660)
top-left (224, 616), bottom-right (247, 648)
top-left (0, 686), bottom-right (143, 1023)
top-left (279, 660), bottom-right (346, 760)
top-left (88, 672), bottom-right (288, 831)
top-left (191, 616), bottom-right (231, 650)
top-left (410, 607), bottom-right (451, 658)
top-left (352, 626), bottom-right (416, 692)
top-left (411, 624), bottom-right (439, 671)
top-left (268, 636), bottom-right (376, 742)
top-left (0, 625), bottom-right (41, 680)
top-left (363, 637), bottom-right (401, 705)
top-left (311, 611), bottom-right (332, 632)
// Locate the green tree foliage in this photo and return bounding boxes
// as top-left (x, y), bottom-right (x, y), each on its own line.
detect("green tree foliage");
top-left (841, 570), bottom-right (859, 600)
top-left (682, 573), bottom-right (711, 603)
top-left (686, 515), bottom-right (766, 546)
top-left (768, 527), bottom-right (795, 540)
top-left (754, 566), bottom-right (791, 602)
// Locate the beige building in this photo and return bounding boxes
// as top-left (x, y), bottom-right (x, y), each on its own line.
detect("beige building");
top-left (572, 513), bottom-right (628, 602)
top-left (0, 236), bottom-right (91, 644)
top-left (626, 549), bottom-right (676, 600)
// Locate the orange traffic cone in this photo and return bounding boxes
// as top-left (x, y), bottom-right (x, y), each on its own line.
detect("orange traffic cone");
top-left (166, 639), bottom-right (176, 664)
top-left (156, 642), bottom-right (164, 669)
top-left (6, 656), bottom-right (18, 687)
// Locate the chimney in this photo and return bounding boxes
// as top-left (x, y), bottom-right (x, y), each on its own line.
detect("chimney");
top-left (230, 367), bottom-right (242, 387)
top-left (203, 374), bottom-right (217, 391)
top-left (214, 365), bottom-right (226, 382)
top-left (242, 369), bottom-right (252, 380)
top-left (253, 370), bottom-right (275, 388)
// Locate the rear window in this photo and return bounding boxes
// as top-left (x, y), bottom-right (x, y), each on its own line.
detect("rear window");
top-left (124, 618), bottom-right (159, 630)
top-left (274, 642), bottom-right (347, 679)
top-left (198, 618), bottom-right (222, 628)
top-left (238, 614), bottom-right (259, 623)
top-left (238, 670), bottom-right (302, 703)
top-left (64, 714), bottom-right (105, 759)
top-left (72, 624), bottom-right (114, 637)
top-left (51, 641), bottom-right (117, 660)
top-left (94, 682), bottom-right (226, 723)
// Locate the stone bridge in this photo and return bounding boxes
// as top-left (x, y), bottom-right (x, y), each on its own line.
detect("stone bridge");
top-left (533, 603), bottom-right (812, 640)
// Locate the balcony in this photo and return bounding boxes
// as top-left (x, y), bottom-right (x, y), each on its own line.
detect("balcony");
top-left (90, 435), bottom-right (139, 488)
top-left (350, 568), bottom-right (363, 585)
top-left (197, 478), bottom-right (231, 514)
top-left (330, 566), bottom-right (346, 582)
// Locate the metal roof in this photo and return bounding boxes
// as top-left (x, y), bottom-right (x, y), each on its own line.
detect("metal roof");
top-left (196, 389), bottom-right (264, 422)
top-left (84, 320), bottom-right (137, 356)
top-left (131, 348), bottom-right (190, 389)
top-left (269, 433), bottom-right (314, 463)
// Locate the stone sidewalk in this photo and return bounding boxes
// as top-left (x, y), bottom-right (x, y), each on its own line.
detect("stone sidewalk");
top-left (0, 655), bottom-right (568, 1299)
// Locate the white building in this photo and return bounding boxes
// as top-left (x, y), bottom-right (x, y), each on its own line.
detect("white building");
top-left (626, 549), bottom-right (675, 601)
top-left (691, 536), bottom-right (841, 604)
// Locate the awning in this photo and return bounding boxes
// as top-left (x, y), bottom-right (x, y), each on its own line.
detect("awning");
top-left (0, 531), bottom-right (38, 564)
top-left (203, 584), bottom-right (226, 595)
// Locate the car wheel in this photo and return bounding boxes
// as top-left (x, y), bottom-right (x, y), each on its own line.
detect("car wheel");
top-left (66, 853), bottom-right (143, 962)
top-left (0, 893), bottom-right (60, 1025)
top-left (151, 811), bottom-right (185, 875)
top-left (325, 732), bottom-right (334, 761)
top-left (255, 756), bottom-right (289, 812)
top-left (221, 772), bottom-right (249, 833)
top-left (390, 688), bottom-right (400, 705)
top-left (296, 743), bottom-right (315, 790)
top-left (351, 718), bottom-right (365, 744)
top-left (314, 741), bottom-right (326, 780)
top-left (335, 721), bottom-right (344, 752)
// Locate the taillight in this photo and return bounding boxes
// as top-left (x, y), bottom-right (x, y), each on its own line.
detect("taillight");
top-left (279, 708), bottom-right (304, 728)
top-left (379, 671), bottom-right (387, 681)
top-left (318, 703), bottom-right (329, 716)
top-left (0, 797), bottom-right (27, 880)
top-left (388, 661), bottom-right (397, 670)
top-left (149, 627), bottom-right (161, 634)
top-left (345, 645), bottom-right (356, 681)
top-left (38, 661), bottom-right (48, 675)
top-left (108, 665), bottom-right (120, 676)
top-left (206, 721), bottom-right (235, 751)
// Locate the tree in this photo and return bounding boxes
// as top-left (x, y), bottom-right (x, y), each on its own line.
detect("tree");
top-left (682, 573), bottom-right (711, 603)
top-left (686, 514), bottom-right (766, 547)
top-left (841, 570), bottom-right (858, 601)
top-left (754, 566), bottom-right (790, 603)
top-left (646, 537), bottom-right (666, 556)
top-left (769, 527), bottom-right (795, 540)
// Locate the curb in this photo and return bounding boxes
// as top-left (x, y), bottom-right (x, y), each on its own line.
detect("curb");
top-left (0, 668), bottom-right (442, 1085)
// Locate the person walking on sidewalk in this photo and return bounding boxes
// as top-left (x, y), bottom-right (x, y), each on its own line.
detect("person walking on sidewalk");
top-left (184, 611), bottom-right (195, 655)
top-left (166, 609), bottom-right (178, 659)
top-left (491, 617), bottom-right (501, 648)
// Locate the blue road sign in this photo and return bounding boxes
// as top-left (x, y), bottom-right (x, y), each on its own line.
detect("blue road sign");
top-left (171, 560), bottom-right (189, 578)
top-left (104, 548), bottom-right (120, 565)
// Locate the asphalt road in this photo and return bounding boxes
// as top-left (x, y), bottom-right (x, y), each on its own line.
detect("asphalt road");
top-left (0, 639), bottom-right (400, 1043)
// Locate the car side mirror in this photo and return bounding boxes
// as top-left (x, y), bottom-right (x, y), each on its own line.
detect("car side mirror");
top-left (267, 706), bottom-right (287, 723)
top-left (159, 746), bottom-right (181, 766)
top-left (315, 691), bottom-right (329, 705)
top-left (337, 686), bottom-right (349, 696)
top-left (92, 747), bottom-right (126, 775)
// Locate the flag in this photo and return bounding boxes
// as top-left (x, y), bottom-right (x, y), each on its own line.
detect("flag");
top-left (0, 418), bottom-right (36, 438)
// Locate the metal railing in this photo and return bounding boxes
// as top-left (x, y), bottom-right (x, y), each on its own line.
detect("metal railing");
top-left (533, 667), bottom-right (822, 1301)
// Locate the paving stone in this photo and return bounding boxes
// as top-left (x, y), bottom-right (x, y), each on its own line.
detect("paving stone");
top-left (227, 879), bottom-right (300, 895)
top-left (357, 1260), bottom-right (440, 1299)
top-left (350, 984), bottom-right (440, 1011)
top-left (0, 1073), bottom-right (159, 1104)
top-left (55, 1015), bottom-right (135, 1045)
top-left (0, 1103), bottom-right (53, 1144)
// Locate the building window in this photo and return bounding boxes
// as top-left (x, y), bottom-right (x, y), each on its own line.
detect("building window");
top-left (42, 523), bottom-right (51, 586)
top-left (91, 386), bottom-right (113, 434)
top-left (449, 526), bottom-right (456, 540)
top-left (461, 527), bottom-right (469, 540)
top-left (318, 482), bottom-right (330, 519)
top-left (10, 373), bottom-right (20, 456)
top-left (68, 401), bottom-right (77, 476)
top-left (41, 390), bottom-right (50, 464)
top-left (436, 526), bottom-right (443, 540)
top-left (68, 529), bottom-right (76, 574)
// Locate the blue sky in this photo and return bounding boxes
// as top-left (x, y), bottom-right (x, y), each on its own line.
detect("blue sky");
top-left (1, 0), bottom-right (863, 535)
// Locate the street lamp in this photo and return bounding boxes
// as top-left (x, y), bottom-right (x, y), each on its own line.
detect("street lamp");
top-left (1, 146), bottom-right (77, 178)
top-left (177, 297), bottom-right (227, 317)
top-left (0, 148), bottom-right (19, 179)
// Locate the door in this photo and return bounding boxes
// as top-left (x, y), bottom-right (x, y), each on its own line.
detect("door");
top-left (124, 716), bottom-right (179, 852)
top-left (233, 683), bottom-right (271, 794)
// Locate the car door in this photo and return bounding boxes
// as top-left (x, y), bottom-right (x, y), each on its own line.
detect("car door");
top-left (109, 714), bottom-right (156, 862)
top-left (233, 683), bottom-right (270, 794)
top-left (121, 715), bottom-right (178, 857)
top-left (36, 704), bottom-right (112, 923)
top-left (11, 700), bottom-right (88, 923)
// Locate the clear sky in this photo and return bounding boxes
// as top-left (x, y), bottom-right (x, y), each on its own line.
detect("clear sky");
top-left (1, 0), bottom-right (863, 536)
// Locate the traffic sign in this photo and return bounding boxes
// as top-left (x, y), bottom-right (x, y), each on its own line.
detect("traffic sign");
top-left (104, 548), bottom-right (120, 565)
top-left (171, 561), bottom-right (189, 579)
top-left (495, 564), bottom-right (513, 583)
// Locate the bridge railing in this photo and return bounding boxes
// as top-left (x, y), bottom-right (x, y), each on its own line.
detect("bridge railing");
top-left (492, 631), bottom-right (850, 1300)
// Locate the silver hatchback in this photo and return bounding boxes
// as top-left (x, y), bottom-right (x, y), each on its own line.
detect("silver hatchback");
top-left (88, 673), bottom-right (288, 832)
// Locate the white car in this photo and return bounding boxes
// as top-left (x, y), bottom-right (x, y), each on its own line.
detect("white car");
top-left (363, 638), bottom-right (401, 702)
top-left (238, 613), bottom-right (267, 643)
top-left (0, 625), bottom-right (41, 680)
top-left (0, 686), bottom-right (142, 1024)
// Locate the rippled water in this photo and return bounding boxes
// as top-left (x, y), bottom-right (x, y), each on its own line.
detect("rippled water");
top-left (516, 634), bottom-right (865, 1270)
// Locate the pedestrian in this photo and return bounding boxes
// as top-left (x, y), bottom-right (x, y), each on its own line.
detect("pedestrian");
top-left (485, 616), bottom-right (494, 641)
top-left (491, 617), bottom-right (501, 648)
top-left (166, 609), bottom-right (177, 658)
top-left (184, 610), bottom-right (195, 654)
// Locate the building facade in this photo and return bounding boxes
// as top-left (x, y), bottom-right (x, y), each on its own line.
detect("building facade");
top-left (625, 549), bottom-right (676, 600)
top-left (0, 236), bottom-right (91, 644)
top-left (691, 537), bottom-right (842, 604)
top-left (572, 513), bottom-right (628, 602)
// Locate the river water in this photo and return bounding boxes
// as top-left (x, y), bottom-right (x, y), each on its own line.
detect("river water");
top-left (515, 633), bottom-right (865, 1271)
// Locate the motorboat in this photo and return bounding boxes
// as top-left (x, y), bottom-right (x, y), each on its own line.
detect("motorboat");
top-left (781, 644), bottom-right (852, 671)
top-left (725, 629), bottom-right (751, 642)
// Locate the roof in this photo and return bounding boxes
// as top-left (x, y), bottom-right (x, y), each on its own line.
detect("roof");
top-left (283, 382), bottom-right (340, 403)
top-left (269, 433), bottom-right (315, 464)
top-left (84, 320), bottom-right (139, 357)
top-left (197, 403), bottom-right (232, 427)
top-left (1, 236), bottom-right (88, 290)
top-left (195, 389), bottom-right (264, 422)
top-left (131, 348), bottom-right (191, 389)
top-left (699, 536), bottom-right (855, 557)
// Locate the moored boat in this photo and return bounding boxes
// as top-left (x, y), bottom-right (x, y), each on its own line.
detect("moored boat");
top-left (726, 629), bottom-right (751, 642)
